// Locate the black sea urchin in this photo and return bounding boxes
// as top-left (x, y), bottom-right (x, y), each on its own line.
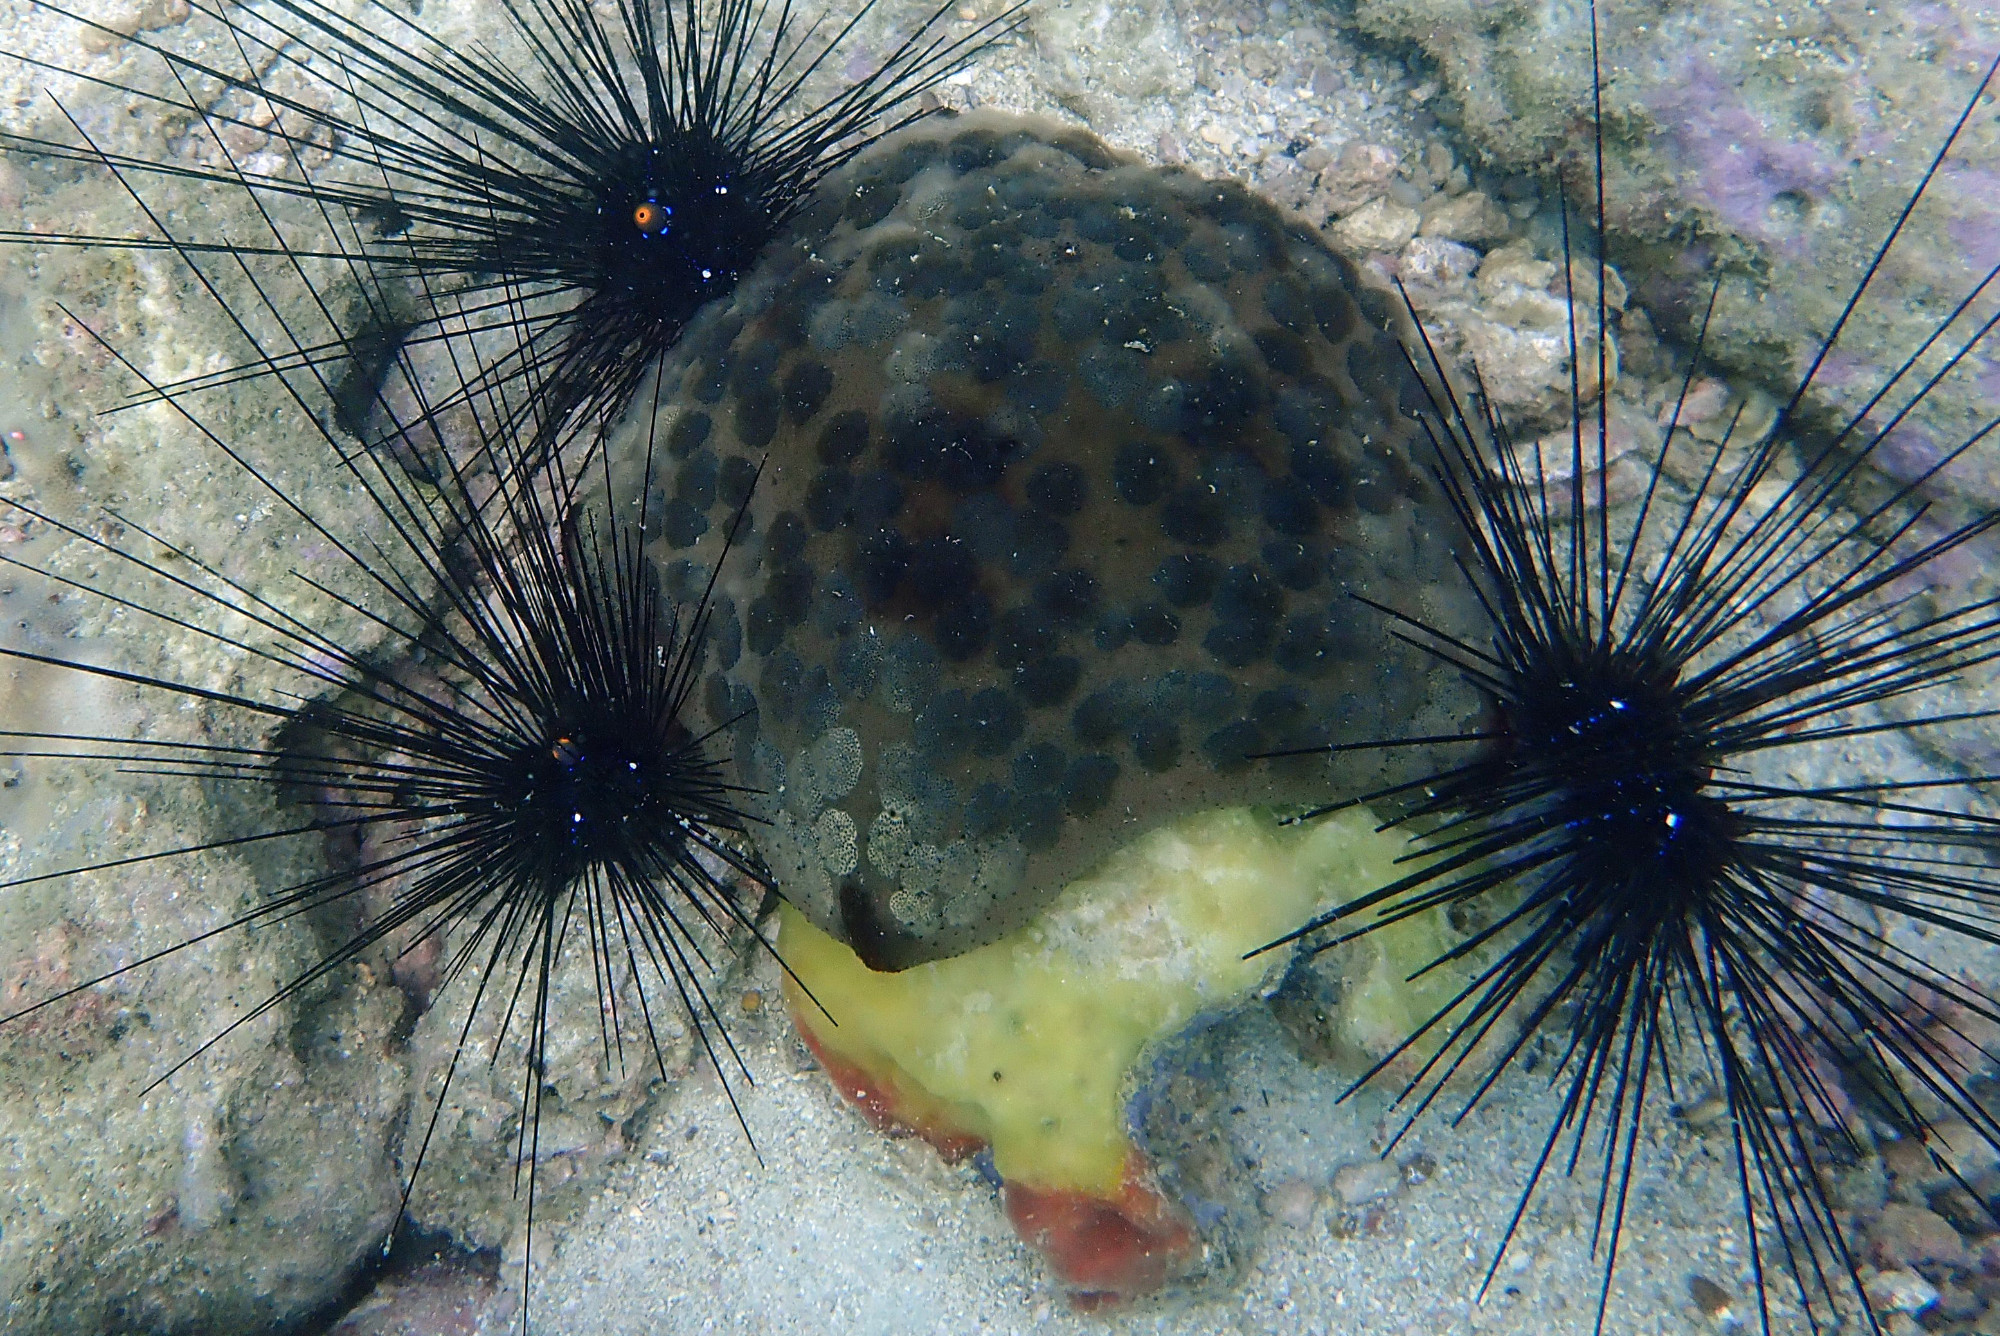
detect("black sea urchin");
top-left (0, 212), bottom-right (779, 1325)
top-left (1, 0), bottom-right (1018, 450)
top-left (1261, 16), bottom-right (2000, 1335)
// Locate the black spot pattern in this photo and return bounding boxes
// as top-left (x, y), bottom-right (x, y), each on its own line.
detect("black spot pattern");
top-left (596, 113), bottom-right (1482, 964)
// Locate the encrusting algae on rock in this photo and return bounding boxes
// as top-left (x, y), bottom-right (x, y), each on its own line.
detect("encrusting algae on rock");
top-left (779, 805), bottom-right (1408, 1303)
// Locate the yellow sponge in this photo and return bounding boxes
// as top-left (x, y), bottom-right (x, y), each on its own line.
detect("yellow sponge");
top-left (780, 805), bottom-right (1408, 1195)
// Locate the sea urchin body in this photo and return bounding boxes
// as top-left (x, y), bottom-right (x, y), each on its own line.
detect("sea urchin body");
top-left (1262, 24), bottom-right (2000, 1334)
top-left (2, 0), bottom-right (1020, 447)
top-left (0, 234), bottom-right (773, 1327)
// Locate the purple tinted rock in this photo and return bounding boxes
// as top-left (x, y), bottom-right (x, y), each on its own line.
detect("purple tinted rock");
top-left (1356, 0), bottom-right (2000, 521)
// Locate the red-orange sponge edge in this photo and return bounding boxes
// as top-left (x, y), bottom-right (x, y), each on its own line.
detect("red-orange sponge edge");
top-left (795, 1012), bottom-right (1198, 1304)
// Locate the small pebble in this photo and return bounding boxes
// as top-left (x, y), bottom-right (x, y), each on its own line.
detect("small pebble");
top-left (1329, 197), bottom-right (1420, 254)
top-left (1474, 241), bottom-right (1557, 302)
top-left (1261, 1179), bottom-right (1319, 1228)
top-left (1315, 142), bottom-right (1400, 215)
top-left (1396, 1150), bottom-right (1438, 1187)
top-left (1397, 236), bottom-right (1479, 291)
top-left (1325, 1202), bottom-right (1391, 1239)
top-left (1868, 1202), bottom-right (1968, 1271)
top-left (1420, 190), bottom-right (1511, 243)
top-left (1688, 1274), bottom-right (1741, 1331)
top-left (1330, 1157), bottom-right (1400, 1206)
top-left (1672, 1090), bottom-right (1730, 1131)
top-left (1664, 377), bottom-right (1730, 427)
top-left (1866, 1267), bottom-right (1939, 1316)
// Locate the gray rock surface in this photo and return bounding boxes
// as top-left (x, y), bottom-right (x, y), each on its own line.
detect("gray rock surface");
top-left (1349, 0), bottom-right (2000, 522)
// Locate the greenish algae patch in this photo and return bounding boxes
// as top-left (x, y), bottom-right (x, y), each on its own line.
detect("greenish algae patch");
top-left (781, 805), bottom-right (1408, 1197)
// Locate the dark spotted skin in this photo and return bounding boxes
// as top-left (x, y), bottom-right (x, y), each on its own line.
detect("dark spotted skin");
top-left (592, 113), bottom-right (1484, 966)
